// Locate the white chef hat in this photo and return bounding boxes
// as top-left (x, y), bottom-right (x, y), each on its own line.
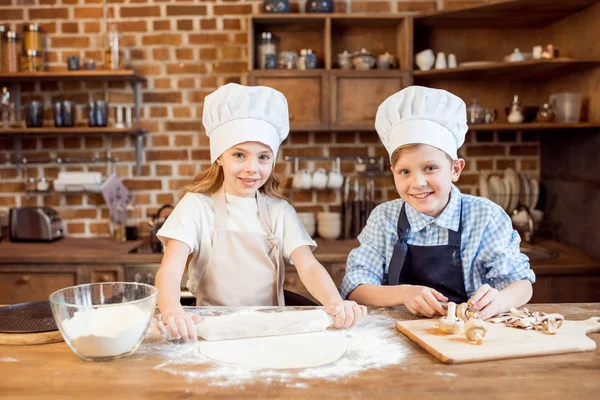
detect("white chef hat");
top-left (375, 86), bottom-right (467, 160)
top-left (202, 83), bottom-right (290, 163)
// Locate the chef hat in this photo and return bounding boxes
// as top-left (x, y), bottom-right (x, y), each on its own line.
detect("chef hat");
top-left (375, 86), bottom-right (467, 160)
top-left (202, 83), bottom-right (290, 163)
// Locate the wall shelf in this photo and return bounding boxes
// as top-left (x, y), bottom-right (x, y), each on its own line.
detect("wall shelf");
top-left (413, 59), bottom-right (600, 80)
top-left (0, 70), bottom-right (146, 83)
top-left (0, 126), bottom-right (146, 136)
top-left (468, 122), bottom-right (600, 131)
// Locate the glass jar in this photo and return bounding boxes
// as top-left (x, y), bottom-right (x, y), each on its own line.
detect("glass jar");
top-left (105, 26), bottom-right (123, 70)
top-left (467, 97), bottom-right (485, 124)
top-left (1, 30), bottom-right (20, 73)
top-left (257, 32), bottom-right (276, 69)
top-left (22, 49), bottom-right (44, 72)
top-left (23, 24), bottom-right (45, 53)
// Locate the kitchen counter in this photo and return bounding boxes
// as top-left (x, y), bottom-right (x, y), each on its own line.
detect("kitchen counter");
top-left (0, 304), bottom-right (598, 399)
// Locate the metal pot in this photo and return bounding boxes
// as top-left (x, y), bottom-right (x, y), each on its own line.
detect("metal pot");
top-left (148, 204), bottom-right (173, 253)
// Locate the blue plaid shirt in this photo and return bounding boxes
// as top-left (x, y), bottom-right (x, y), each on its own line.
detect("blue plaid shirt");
top-left (341, 185), bottom-right (535, 299)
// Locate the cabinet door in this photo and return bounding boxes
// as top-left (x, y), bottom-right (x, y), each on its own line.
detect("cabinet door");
top-left (84, 265), bottom-right (125, 284)
top-left (0, 266), bottom-right (77, 304)
top-left (249, 71), bottom-right (329, 131)
top-left (330, 71), bottom-right (410, 130)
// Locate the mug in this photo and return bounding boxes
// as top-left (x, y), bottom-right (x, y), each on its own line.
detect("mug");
top-left (293, 169), bottom-right (312, 190)
top-left (435, 52), bottom-right (447, 69)
top-left (327, 169), bottom-right (344, 189)
top-left (311, 168), bottom-right (328, 190)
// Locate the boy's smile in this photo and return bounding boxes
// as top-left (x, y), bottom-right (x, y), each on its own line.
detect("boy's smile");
top-left (391, 144), bottom-right (465, 218)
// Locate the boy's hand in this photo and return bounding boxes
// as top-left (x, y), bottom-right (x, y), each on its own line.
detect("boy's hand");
top-left (469, 284), bottom-right (501, 320)
top-left (402, 285), bottom-right (448, 317)
top-left (325, 300), bottom-right (367, 329)
top-left (157, 309), bottom-right (203, 341)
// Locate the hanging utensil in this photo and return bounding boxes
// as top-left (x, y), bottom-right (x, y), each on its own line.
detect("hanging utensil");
top-left (342, 176), bottom-right (352, 239)
top-left (352, 178), bottom-right (362, 238)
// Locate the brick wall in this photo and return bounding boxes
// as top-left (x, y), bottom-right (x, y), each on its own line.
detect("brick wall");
top-left (0, 0), bottom-right (538, 238)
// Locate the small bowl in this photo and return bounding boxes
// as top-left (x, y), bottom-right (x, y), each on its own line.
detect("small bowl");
top-left (50, 282), bottom-right (157, 361)
top-left (504, 106), bottom-right (539, 123)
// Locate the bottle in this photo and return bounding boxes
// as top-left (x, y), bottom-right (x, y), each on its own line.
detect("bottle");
top-left (257, 32), bottom-right (276, 70)
top-left (508, 95), bottom-right (524, 124)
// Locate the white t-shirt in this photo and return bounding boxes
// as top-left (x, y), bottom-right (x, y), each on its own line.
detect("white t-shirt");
top-left (157, 191), bottom-right (317, 295)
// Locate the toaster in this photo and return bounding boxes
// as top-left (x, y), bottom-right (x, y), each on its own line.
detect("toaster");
top-left (9, 207), bottom-right (64, 242)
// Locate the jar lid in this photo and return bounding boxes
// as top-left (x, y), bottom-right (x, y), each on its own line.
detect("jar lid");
top-left (24, 24), bottom-right (44, 33)
top-left (261, 32), bottom-right (272, 40)
top-left (23, 49), bottom-right (43, 57)
top-left (2, 30), bottom-right (18, 41)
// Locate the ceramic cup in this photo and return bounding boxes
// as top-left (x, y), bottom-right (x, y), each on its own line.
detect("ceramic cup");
top-left (327, 169), bottom-right (344, 189)
top-left (435, 52), bottom-right (447, 69)
top-left (293, 169), bottom-right (312, 190)
top-left (447, 53), bottom-right (457, 68)
top-left (311, 168), bottom-right (328, 190)
top-left (415, 49), bottom-right (435, 71)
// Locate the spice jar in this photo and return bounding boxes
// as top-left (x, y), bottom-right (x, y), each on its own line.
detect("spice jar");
top-left (257, 32), bottom-right (276, 69)
top-left (22, 49), bottom-right (44, 72)
top-left (1, 30), bottom-right (20, 73)
top-left (23, 24), bottom-right (45, 53)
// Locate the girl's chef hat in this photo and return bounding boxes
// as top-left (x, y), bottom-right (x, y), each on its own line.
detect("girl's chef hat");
top-left (375, 86), bottom-right (468, 160)
top-left (203, 83), bottom-right (290, 163)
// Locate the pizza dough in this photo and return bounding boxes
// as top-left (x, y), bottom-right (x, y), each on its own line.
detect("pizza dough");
top-left (198, 331), bottom-right (348, 369)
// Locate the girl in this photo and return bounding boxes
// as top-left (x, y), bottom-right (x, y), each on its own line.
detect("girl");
top-left (156, 83), bottom-right (366, 340)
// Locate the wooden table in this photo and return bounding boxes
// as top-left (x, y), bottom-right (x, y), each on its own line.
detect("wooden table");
top-left (0, 304), bottom-right (599, 399)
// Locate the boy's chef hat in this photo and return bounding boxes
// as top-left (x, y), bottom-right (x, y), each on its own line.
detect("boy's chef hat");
top-left (375, 86), bottom-right (467, 160)
top-left (203, 83), bottom-right (290, 163)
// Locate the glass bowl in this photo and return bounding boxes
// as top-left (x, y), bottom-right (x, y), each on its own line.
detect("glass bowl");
top-left (49, 282), bottom-right (158, 361)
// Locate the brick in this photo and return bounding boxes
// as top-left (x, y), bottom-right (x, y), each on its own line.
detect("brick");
top-left (178, 164), bottom-right (196, 176)
top-left (285, 147), bottom-right (325, 157)
top-left (223, 18), bottom-right (241, 30)
top-left (191, 149), bottom-right (211, 160)
top-left (177, 78), bottom-right (196, 89)
top-left (151, 135), bottom-right (170, 147)
top-left (335, 133), bottom-right (357, 144)
top-left (153, 47), bottom-right (171, 61)
top-left (166, 5), bottom-right (207, 16)
top-left (65, 195), bottom-right (84, 206)
top-left (232, 33), bottom-right (247, 45)
top-left (198, 48), bottom-right (218, 60)
top-left (84, 137), bottom-right (104, 148)
top-left (352, 1), bottom-right (391, 12)
top-left (122, 179), bottom-right (163, 190)
top-left (175, 135), bottom-right (193, 146)
top-left (475, 131), bottom-right (494, 142)
top-left (52, 36), bottom-right (90, 48)
top-left (146, 150), bottom-right (188, 161)
top-left (213, 5), bottom-right (253, 15)
top-left (120, 6), bottom-right (161, 18)
top-left (28, 8), bottom-right (69, 19)
top-left (212, 61), bottom-right (246, 74)
top-left (152, 78), bottom-right (173, 90)
top-left (176, 48), bottom-right (195, 60)
top-left (358, 131), bottom-right (380, 143)
top-left (188, 90), bottom-right (212, 103)
top-left (66, 222), bottom-right (86, 234)
top-left (328, 147), bottom-right (369, 157)
top-left (396, 1), bottom-right (437, 12)
top-left (0, 9), bottom-right (24, 20)
top-left (115, 20), bottom-right (148, 33)
top-left (142, 34), bottom-right (182, 46)
top-left (165, 121), bottom-right (202, 131)
top-left (157, 193), bottom-right (175, 205)
top-left (166, 63), bottom-right (207, 74)
top-left (153, 20), bottom-right (171, 31)
top-left (189, 33), bottom-right (229, 45)
top-left (458, 173), bottom-right (479, 186)
top-left (168, 179), bottom-right (192, 190)
top-left (90, 222), bottom-right (110, 235)
top-left (466, 145), bottom-right (505, 157)
top-left (0, 182), bottom-right (24, 192)
top-left (74, 7), bottom-right (103, 19)
top-left (221, 47), bottom-right (242, 60)
top-left (61, 22), bottom-right (79, 34)
top-left (39, 0), bottom-right (57, 5)
top-left (63, 138), bottom-right (83, 149)
top-left (497, 159), bottom-right (517, 170)
top-left (498, 131), bottom-right (517, 142)
top-left (200, 19), bottom-right (217, 30)
top-left (143, 92), bottom-right (182, 103)
top-left (156, 165), bottom-right (172, 176)
top-left (60, 209), bottom-right (98, 219)
top-left (177, 20), bottom-right (194, 31)
top-left (509, 145), bottom-right (538, 156)
top-left (173, 106), bottom-right (192, 117)
top-left (476, 160), bottom-right (493, 170)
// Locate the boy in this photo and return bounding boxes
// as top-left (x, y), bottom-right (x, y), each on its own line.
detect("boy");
top-left (341, 86), bottom-right (534, 319)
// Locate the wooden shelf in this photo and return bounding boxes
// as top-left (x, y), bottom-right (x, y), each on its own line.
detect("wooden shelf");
top-left (25, 190), bottom-right (101, 196)
top-left (468, 122), bottom-right (600, 131)
top-left (416, 0), bottom-right (599, 28)
top-left (0, 70), bottom-right (146, 83)
top-left (0, 126), bottom-right (146, 137)
top-left (249, 69), bottom-right (327, 77)
top-left (413, 59), bottom-right (600, 80)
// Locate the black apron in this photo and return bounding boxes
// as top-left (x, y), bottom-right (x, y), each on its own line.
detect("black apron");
top-left (386, 202), bottom-right (468, 303)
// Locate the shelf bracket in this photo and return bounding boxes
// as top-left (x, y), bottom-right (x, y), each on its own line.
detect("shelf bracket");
top-left (13, 137), bottom-right (22, 175)
top-left (135, 134), bottom-right (143, 176)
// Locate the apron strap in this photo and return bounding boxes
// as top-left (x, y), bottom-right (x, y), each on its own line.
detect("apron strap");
top-left (387, 203), bottom-right (409, 286)
top-left (213, 187), bottom-right (228, 228)
top-left (447, 198), bottom-right (463, 245)
top-left (256, 190), bottom-right (276, 237)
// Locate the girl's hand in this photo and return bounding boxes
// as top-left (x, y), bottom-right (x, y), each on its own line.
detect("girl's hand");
top-left (157, 309), bottom-right (203, 341)
top-left (325, 301), bottom-right (367, 329)
top-left (469, 284), bottom-right (501, 320)
top-left (402, 285), bottom-right (448, 317)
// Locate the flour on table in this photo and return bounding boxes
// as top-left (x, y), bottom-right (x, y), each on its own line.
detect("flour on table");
top-left (61, 304), bottom-right (151, 358)
top-left (138, 308), bottom-right (412, 387)
top-left (1, 357), bottom-right (18, 362)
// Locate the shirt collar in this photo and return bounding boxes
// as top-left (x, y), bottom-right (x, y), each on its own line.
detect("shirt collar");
top-left (405, 185), bottom-right (462, 233)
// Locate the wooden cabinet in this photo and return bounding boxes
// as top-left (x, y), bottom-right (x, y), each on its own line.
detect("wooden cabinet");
top-left (0, 266), bottom-right (78, 304)
top-left (84, 265), bottom-right (125, 284)
top-left (330, 71), bottom-right (410, 131)
top-left (249, 70), bottom-right (330, 131)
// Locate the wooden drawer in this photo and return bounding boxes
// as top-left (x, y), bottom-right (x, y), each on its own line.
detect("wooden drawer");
top-left (330, 70), bottom-right (410, 130)
top-left (0, 267), bottom-right (77, 304)
top-left (248, 70), bottom-right (329, 131)
top-left (84, 265), bottom-right (124, 284)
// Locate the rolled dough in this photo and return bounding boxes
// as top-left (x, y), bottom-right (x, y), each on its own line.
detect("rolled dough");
top-left (198, 331), bottom-right (348, 369)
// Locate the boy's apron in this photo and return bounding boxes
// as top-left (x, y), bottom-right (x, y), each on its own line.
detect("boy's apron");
top-left (195, 188), bottom-right (285, 306)
top-left (386, 201), bottom-right (468, 303)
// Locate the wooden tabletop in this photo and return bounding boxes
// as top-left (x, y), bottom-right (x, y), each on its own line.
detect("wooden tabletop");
top-left (0, 304), bottom-right (598, 399)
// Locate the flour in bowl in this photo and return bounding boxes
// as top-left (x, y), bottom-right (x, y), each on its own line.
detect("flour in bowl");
top-left (61, 304), bottom-right (151, 358)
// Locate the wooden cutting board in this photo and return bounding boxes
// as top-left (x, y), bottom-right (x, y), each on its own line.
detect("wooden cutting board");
top-left (0, 330), bottom-right (63, 346)
top-left (396, 316), bottom-right (600, 364)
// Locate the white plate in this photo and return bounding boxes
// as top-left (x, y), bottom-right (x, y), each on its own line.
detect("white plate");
top-left (518, 172), bottom-right (531, 209)
top-left (502, 176), bottom-right (513, 213)
top-left (487, 176), bottom-right (503, 207)
top-left (529, 178), bottom-right (539, 210)
top-left (479, 174), bottom-right (489, 199)
top-left (504, 168), bottom-right (520, 213)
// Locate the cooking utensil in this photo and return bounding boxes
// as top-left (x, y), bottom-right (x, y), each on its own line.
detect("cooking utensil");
top-left (352, 178), bottom-right (362, 238)
top-left (0, 301), bottom-right (63, 346)
top-left (342, 177), bottom-right (352, 239)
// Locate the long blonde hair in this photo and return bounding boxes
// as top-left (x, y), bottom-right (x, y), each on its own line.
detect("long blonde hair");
top-left (180, 161), bottom-right (286, 200)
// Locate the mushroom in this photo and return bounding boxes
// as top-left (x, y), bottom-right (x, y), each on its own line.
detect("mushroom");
top-left (464, 318), bottom-right (487, 345)
top-left (456, 302), bottom-right (477, 322)
top-left (437, 302), bottom-right (464, 334)
top-left (489, 308), bottom-right (564, 335)
top-left (539, 313), bottom-right (564, 335)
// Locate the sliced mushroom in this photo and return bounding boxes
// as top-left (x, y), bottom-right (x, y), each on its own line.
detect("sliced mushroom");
top-left (456, 302), bottom-right (477, 322)
top-left (465, 318), bottom-right (487, 345)
top-left (438, 302), bottom-right (464, 334)
top-left (489, 307), bottom-right (564, 335)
